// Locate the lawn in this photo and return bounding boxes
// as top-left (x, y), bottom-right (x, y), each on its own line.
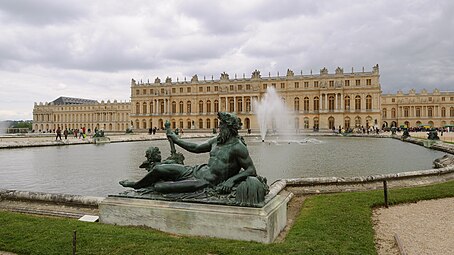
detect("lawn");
top-left (1, 180), bottom-right (454, 255)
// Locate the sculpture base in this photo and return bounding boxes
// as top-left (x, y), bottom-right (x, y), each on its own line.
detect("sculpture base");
top-left (99, 191), bottom-right (292, 243)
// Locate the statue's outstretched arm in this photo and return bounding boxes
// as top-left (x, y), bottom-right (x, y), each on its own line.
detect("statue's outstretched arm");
top-left (168, 133), bottom-right (214, 153)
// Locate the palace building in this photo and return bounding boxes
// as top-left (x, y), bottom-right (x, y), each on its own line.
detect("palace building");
top-left (33, 65), bottom-right (454, 132)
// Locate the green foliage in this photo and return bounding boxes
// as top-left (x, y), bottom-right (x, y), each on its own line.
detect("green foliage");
top-left (10, 120), bottom-right (32, 129)
top-left (0, 180), bottom-right (453, 255)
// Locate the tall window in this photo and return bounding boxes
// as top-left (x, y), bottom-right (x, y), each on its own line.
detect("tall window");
top-left (214, 100), bottom-right (219, 112)
top-left (404, 107), bottom-right (409, 117)
top-left (294, 97), bottom-right (300, 111)
top-left (246, 98), bottom-right (251, 112)
top-left (391, 108), bottom-right (396, 118)
top-left (328, 95), bottom-right (335, 111)
top-left (150, 102), bottom-right (154, 113)
top-left (366, 95), bottom-right (372, 110)
top-left (441, 107), bottom-right (446, 117)
top-left (135, 102), bottom-right (140, 114)
top-left (237, 98), bottom-right (243, 112)
top-left (366, 79), bottom-right (371, 85)
top-left (314, 81), bottom-right (319, 87)
top-left (345, 80), bottom-right (350, 86)
top-left (344, 96), bottom-right (351, 110)
top-left (142, 102), bottom-right (147, 114)
top-left (160, 100), bottom-right (164, 114)
top-left (304, 118), bottom-right (309, 129)
top-left (206, 119), bottom-right (211, 129)
top-left (179, 101), bottom-right (183, 113)
top-left (314, 97), bottom-right (319, 111)
top-left (344, 117), bottom-right (351, 129)
top-left (355, 79), bottom-right (361, 86)
top-left (171, 101), bottom-right (176, 113)
top-left (199, 100), bottom-right (204, 113)
top-left (382, 108), bottom-right (387, 118)
top-left (428, 107), bottom-right (433, 117)
top-left (304, 97), bottom-right (309, 111)
top-left (198, 119), bottom-right (203, 129)
top-left (206, 100), bottom-right (212, 113)
top-left (355, 95), bottom-right (361, 111)
top-left (416, 107), bottom-right (421, 117)
top-left (329, 81), bottom-right (334, 87)
top-left (328, 117), bottom-right (335, 130)
top-left (355, 116), bottom-right (361, 127)
top-left (229, 99), bottom-right (234, 112)
top-left (451, 107), bottom-right (454, 117)
top-left (186, 101), bottom-right (192, 113)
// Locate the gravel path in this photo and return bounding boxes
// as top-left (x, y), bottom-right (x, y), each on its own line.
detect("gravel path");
top-left (373, 197), bottom-right (454, 255)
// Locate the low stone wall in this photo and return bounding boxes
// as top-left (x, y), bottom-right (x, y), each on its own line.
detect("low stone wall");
top-left (0, 189), bottom-right (104, 207)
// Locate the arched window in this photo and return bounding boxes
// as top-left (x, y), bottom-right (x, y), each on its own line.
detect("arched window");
top-left (214, 100), bottom-right (219, 112)
top-left (160, 100), bottom-right (164, 114)
top-left (391, 108), bottom-right (396, 118)
top-left (313, 97), bottom-right (319, 111)
top-left (313, 117), bottom-right (319, 129)
top-left (382, 108), bottom-right (387, 118)
top-left (344, 117), bottom-right (351, 129)
top-left (142, 102), bottom-right (147, 114)
top-left (304, 117), bottom-right (309, 129)
top-left (179, 119), bottom-right (183, 129)
top-left (441, 107), bottom-right (446, 117)
top-left (355, 95), bottom-right (361, 111)
top-left (150, 101), bottom-right (154, 113)
top-left (237, 98), bottom-right (243, 112)
top-left (304, 97), bottom-right (309, 111)
top-left (246, 98), bottom-right (251, 112)
top-left (199, 100), bottom-right (204, 113)
top-left (142, 119), bottom-right (147, 129)
top-left (450, 107), bottom-right (454, 117)
top-left (206, 100), bottom-right (211, 113)
top-left (344, 96), bottom-right (350, 110)
top-left (198, 118), bottom-right (203, 129)
top-left (187, 101), bottom-right (192, 113)
top-left (366, 95), bottom-right (372, 110)
top-left (135, 102), bottom-right (140, 114)
top-left (179, 101), bottom-right (184, 113)
top-left (229, 98), bottom-right (234, 112)
top-left (328, 95), bottom-right (335, 111)
top-left (428, 107), bottom-right (433, 117)
top-left (171, 101), bottom-right (176, 114)
top-left (206, 118), bottom-right (211, 129)
top-left (355, 116), bottom-right (361, 127)
top-left (328, 117), bottom-right (335, 130)
top-left (294, 97), bottom-right (300, 111)
top-left (404, 107), bottom-right (409, 117)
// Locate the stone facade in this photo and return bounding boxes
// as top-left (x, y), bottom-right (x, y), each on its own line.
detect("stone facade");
top-left (32, 65), bottom-right (454, 132)
top-left (33, 98), bottom-right (131, 132)
top-left (130, 65), bottom-right (381, 131)
top-left (382, 89), bottom-right (454, 128)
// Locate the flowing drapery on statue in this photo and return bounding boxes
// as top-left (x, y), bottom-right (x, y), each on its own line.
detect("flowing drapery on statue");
top-left (119, 112), bottom-right (269, 207)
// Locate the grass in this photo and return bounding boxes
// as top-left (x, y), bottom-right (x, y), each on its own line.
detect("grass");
top-left (1, 180), bottom-right (454, 255)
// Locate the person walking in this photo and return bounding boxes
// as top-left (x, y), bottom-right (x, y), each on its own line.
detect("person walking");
top-left (55, 127), bottom-right (62, 140)
top-left (63, 128), bottom-right (68, 139)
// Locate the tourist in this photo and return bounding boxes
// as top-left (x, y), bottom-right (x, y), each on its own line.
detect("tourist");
top-left (63, 128), bottom-right (68, 139)
top-left (55, 127), bottom-right (62, 140)
top-left (120, 112), bottom-right (257, 194)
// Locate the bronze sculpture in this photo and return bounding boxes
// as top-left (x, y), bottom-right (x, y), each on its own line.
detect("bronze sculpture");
top-left (119, 112), bottom-right (268, 207)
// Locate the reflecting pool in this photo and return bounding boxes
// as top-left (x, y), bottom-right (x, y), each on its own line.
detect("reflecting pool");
top-left (0, 136), bottom-right (446, 196)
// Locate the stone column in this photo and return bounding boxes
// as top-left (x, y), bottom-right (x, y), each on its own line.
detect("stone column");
top-left (234, 97), bottom-right (237, 112)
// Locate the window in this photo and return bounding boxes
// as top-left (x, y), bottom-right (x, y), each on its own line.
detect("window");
top-left (263, 84), bottom-right (267, 89)
top-left (142, 102), bottom-right (147, 114)
top-left (179, 101), bottom-right (183, 113)
top-left (313, 97), bottom-right (319, 111)
top-left (143, 89), bottom-right (146, 95)
top-left (199, 87), bottom-right (203, 92)
top-left (441, 107), bottom-right (446, 117)
top-left (199, 119), bottom-right (203, 129)
top-left (355, 95), bottom-right (361, 110)
top-left (428, 107), bottom-right (433, 117)
top-left (328, 117), bottom-right (335, 130)
top-left (295, 82), bottom-right (300, 88)
top-left (328, 95), bottom-right (335, 111)
top-left (199, 100), bottom-right (204, 113)
top-left (187, 87), bottom-right (191, 93)
top-left (304, 82), bottom-right (309, 88)
top-left (429, 97), bottom-right (432, 101)
top-left (294, 97), bottom-right (300, 111)
top-left (416, 107), bottom-right (421, 117)
top-left (229, 99), bottom-right (234, 112)
top-left (214, 100), bottom-right (219, 112)
top-left (161, 88), bottom-right (164, 94)
top-left (136, 90), bottom-right (140, 95)
top-left (230, 85), bottom-right (234, 91)
top-left (214, 86), bottom-right (218, 92)
top-left (442, 97), bottom-right (445, 101)
top-left (238, 85), bottom-right (243, 90)
top-left (382, 108), bottom-right (387, 118)
top-left (304, 97), bottom-right (309, 111)
top-left (246, 84), bottom-right (251, 90)
top-left (150, 89), bottom-right (154, 94)
top-left (271, 83), bottom-right (276, 88)
top-left (451, 107), bottom-right (454, 117)
top-left (314, 81), bottom-right (319, 88)
top-left (135, 102), bottom-right (140, 114)
top-left (356, 79), bottom-right (361, 86)
top-left (206, 100), bottom-right (211, 113)
top-left (280, 83), bottom-right (285, 89)
top-left (344, 96), bottom-right (351, 110)
top-left (180, 88), bottom-right (184, 93)
top-left (392, 98), bottom-right (395, 103)
top-left (329, 81), bottom-right (334, 87)
top-left (404, 107), bottom-right (409, 117)
top-left (246, 98), bottom-right (251, 112)
top-left (355, 116), bottom-right (361, 127)
top-left (313, 118), bottom-right (319, 129)
top-left (366, 79), bottom-right (371, 85)
top-left (344, 117), bottom-right (351, 129)
top-left (160, 100), bottom-right (164, 114)
top-left (304, 118), bottom-right (309, 129)
top-left (172, 88), bottom-right (176, 93)
top-left (391, 108), bottom-right (396, 118)
top-left (366, 95), bottom-right (372, 110)
top-left (186, 101), bottom-right (191, 113)
top-left (345, 80), bottom-right (350, 86)
top-left (237, 98), bottom-right (243, 112)
top-left (206, 119), bottom-right (211, 129)
top-left (171, 101), bottom-right (176, 113)
top-left (207, 86), bottom-right (211, 92)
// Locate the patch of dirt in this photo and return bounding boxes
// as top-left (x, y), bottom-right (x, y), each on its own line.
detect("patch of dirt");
top-left (275, 193), bottom-right (306, 242)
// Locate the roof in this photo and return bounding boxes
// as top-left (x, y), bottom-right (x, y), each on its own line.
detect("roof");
top-left (52, 96), bottom-right (98, 105)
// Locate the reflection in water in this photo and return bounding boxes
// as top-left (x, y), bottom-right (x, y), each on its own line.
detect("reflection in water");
top-left (0, 137), bottom-right (445, 196)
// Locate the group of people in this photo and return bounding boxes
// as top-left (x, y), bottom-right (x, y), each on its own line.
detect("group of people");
top-left (55, 126), bottom-right (92, 140)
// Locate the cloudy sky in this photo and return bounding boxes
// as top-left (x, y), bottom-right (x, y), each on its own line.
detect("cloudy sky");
top-left (0, 0), bottom-right (453, 120)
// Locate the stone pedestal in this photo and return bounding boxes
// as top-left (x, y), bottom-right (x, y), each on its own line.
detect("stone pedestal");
top-left (99, 191), bottom-right (292, 243)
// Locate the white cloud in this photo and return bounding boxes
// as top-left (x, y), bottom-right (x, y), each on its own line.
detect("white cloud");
top-left (0, 0), bottom-right (453, 120)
